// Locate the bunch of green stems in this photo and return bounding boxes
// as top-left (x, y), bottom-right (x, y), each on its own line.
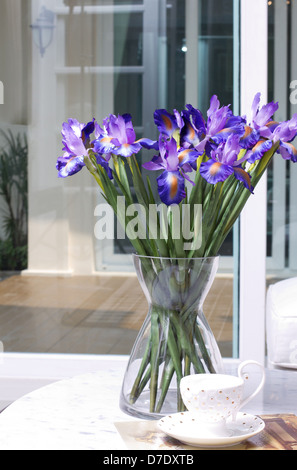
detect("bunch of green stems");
top-left (86, 142), bottom-right (279, 261)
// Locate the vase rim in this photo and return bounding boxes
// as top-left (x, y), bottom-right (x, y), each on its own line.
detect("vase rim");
top-left (132, 253), bottom-right (220, 261)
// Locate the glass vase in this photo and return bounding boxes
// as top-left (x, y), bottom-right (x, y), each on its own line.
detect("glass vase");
top-left (119, 255), bottom-right (225, 420)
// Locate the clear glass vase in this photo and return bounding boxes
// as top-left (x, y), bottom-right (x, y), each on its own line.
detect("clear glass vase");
top-left (119, 255), bottom-right (225, 420)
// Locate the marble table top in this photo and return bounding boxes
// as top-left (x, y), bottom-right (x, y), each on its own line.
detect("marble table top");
top-left (0, 356), bottom-right (296, 450)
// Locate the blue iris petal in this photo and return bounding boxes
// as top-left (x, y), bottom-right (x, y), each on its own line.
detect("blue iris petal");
top-left (136, 138), bottom-right (159, 150)
top-left (93, 136), bottom-right (114, 154)
top-left (56, 155), bottom-right (85, 178)
top-left (240, 125), bottom-right (260, 149)
top-left (233, 167), bottom-right (254, 193)
top-left (246, 139), bottom-right (273, 163)
top-left (154, 109), bottom-right (179, 138)
top-left (81, 119), bottom-right (95, 146)
top-left (200, 160), bottom-right (233, 185)
top-left (278, 141), bottom-right (297, 162)
top-left (157, 170), bottom-right (186, 205)
top-left (112, 142), bottom-right (142, 158)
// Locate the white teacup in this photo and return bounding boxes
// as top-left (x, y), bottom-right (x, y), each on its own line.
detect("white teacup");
top-left (180, 360), bottom-right (265, 433)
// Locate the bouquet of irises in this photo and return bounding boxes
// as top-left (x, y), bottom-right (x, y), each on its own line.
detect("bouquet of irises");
top-left (57, 94), bottom-right (297, 414)
top-left (57, 93), bottom-right (297, 259)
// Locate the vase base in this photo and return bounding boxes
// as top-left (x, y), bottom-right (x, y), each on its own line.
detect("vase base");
top-left (120, 389), bottom-right (185, 420)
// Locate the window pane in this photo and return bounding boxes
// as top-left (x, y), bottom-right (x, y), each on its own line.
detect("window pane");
top-left (0, 0), bottom-right (239, 358)
top-left (267, 0), bottom-right (295, 275)
top-left (199, 0), bottom-right (234, 115)
top-left (266, 0), bottom-right (297, 367)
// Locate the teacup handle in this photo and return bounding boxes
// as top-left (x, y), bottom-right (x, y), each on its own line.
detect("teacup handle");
top-left (237, 360), bottom-right (265, 410)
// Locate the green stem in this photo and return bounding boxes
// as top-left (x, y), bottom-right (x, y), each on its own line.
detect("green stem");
top-left (157, 309), bottom-right (183, 383)
top-left (169, 310), bottom-right (206, 374)
top-left (129, 339), bottom-right (151, 404)
top-left (155, 358), bottom-right (175, 413)
top-left (150, 308), bottom-right (160, 412)
top-left (193, 323), bottom-right (216, 373)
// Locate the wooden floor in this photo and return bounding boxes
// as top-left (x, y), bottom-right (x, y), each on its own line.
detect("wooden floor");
top-left (0, 273), bottom-right (233, 357)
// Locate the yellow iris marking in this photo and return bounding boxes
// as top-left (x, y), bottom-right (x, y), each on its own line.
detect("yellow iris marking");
top-left (210, 162), bottom-right (222, 175)
top-left (162, 115), bottom-right (173, 130)
top-left (169, 175), bottom-right (178, 199)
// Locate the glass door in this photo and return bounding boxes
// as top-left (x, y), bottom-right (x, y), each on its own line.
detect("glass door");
top-left (0, 0), bottom-right (273, 361)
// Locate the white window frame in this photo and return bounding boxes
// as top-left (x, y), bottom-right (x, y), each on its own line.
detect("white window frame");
top-left (239, 0), bottom-right (268, 364)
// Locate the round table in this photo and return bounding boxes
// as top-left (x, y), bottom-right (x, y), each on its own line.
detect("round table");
top-left (0, 357), bottom-right (296, 450)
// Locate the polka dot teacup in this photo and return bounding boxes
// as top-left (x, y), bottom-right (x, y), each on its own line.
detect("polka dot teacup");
top-left (180, 360), bottom-right (265, 426)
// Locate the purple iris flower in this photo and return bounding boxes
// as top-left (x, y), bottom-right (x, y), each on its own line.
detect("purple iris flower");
top-left (200, 134), bottom-right (253, 192)
top-left (56, 118), bottom-right (114, 179)
top-left (181, 97), bottom-right (245, 154)
top-left (180, 105), bottom-right (206, 150)
top-left (244, 93), bottom-right (279, 163)
top-left (245, 94), bottom-right (297, 163)
top-left (272, 114), bottom-right (297, 162)
top-left (249, 92), bottom-right (279, 138)
top-left (153, 107), bottom-right (205, 164)
top-left (56, 118), bottom-right (95, 178)
top-left (93, 113), bottom-right (157, 158)
top-left (143, 136), bottom-right (200, 205)
top-left (206, 96), bottom-right (234, 137)
top-left (204, 96), bottom-right (245, 147)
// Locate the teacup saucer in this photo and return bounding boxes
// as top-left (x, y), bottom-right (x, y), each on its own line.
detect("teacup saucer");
top-left (158, 412), bottom-right (265, 448)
